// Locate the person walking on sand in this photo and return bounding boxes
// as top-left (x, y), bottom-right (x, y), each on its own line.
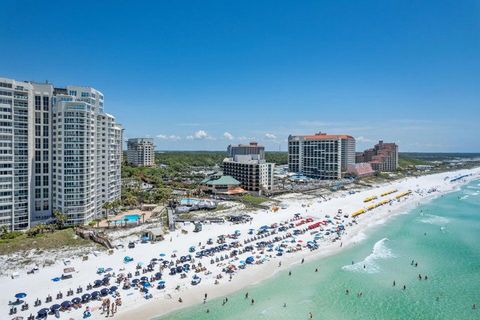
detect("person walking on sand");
top-left (302, 258), bottom-right (305, 264)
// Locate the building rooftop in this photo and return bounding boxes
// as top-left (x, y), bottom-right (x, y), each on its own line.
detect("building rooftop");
top-left (291, 132), bottom-right (354, 140)
top-left (201, 175), bottom-right (241, 186)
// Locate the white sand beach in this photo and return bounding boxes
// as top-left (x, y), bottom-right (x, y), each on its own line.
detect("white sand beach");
top-left (2, 168), bottom-right (479, 320)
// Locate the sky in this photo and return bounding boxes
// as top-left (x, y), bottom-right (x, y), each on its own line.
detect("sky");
top-left (1, 0), bottom-right (479, 152)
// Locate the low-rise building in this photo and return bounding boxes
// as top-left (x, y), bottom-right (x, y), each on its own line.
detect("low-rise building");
top-left (200, 173), bottom-right (245, 194)
top-left (347, 163), bottom-right (375, 177)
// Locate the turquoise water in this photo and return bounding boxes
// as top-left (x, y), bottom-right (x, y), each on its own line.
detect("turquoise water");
top-left (159, 180), bottom-right (480, 320)
top-left (119, 214), bottom-right (140, 222)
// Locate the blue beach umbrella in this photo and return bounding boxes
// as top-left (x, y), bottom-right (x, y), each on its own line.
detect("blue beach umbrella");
top-left (71, 297), bottom-right (81, 304)
top-left (50, 304), bottom-right (61, 311)
top-left (91, 291), bottom-right (100, 299)
top-left (100, 288), bottom-right (110, 296)
top-left (15, 292), bottom-right (27, 299)
top-left (61, 301), bottom-right (72, 309)
top-left (159, 253), bottom-right (166, 257)
top-left (82, 293), bottom-right (91, 301)
top-left (38, 308), bottom-right (49, 317)
top-left (110, 286), bottom-right (118, 292)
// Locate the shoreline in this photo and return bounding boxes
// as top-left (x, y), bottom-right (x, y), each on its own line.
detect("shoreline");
top-left (1, 168), bottom-right (479, 320)
top-left (115, 170), bottom-right (480, 320)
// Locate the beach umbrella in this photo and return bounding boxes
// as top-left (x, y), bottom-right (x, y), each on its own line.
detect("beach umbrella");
top-left (155, 272), bottom-right (162, 278)
top-left (50, 304), bottom-right (61, 311)
top-left (132, 279), bottom-right (140, 284)
top-left (159, 253), bottom-right (166, 257)
top-left (94, 279), bottom-right (102, 286)
top-left (140, 281), bottom-right (151, 287)
top-left (91, 291), bottom-right (100, 299)
top-left (38, 308), bottom-right (49, 317)
top-left (81, 293), bottom-right (91, 301)
top-left (110, 286), bottom-right (118, 292)
top-left (100, 288), bottom-right (110, 296)
top-left (15, 293), bottom-right (27, 299)
top-left (158, 280), bottom-right (166, 285)
top-left (71, 297), bottom-right (81, 304)
top-left (52, 277), bottom-right (61, 282)
top-left (140, 276), bottom-right (148, 281)
top-left (239, 260), bottom-right (245, 264)
top-left (61, 301), bottom-right (72, 309)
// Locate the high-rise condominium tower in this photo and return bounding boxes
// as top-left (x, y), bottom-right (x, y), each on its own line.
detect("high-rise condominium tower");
top-left (0, 77), bottom-right (123, 230)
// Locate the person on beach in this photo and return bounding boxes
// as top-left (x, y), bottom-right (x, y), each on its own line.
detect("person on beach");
top-left (278, 262), bottom-right (282, 267)
top-left (178, 297), bottom-right (183, 303)
top-left (301, 258), bottom-right (304, 264)
top-left (245, 292), bottom-right (249, 299)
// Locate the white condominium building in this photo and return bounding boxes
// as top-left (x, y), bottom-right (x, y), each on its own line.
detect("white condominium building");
top-left (127, 138), bottom-right (155, 167)
top-left (0, 77), bottom-right (123, 230)
top-left (288, 132), bottom-right (356, 179)
top-left (52, 86), bottom-right (122, 226)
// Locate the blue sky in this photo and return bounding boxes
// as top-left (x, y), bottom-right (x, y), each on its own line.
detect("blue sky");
top-left (1, 0), bottom-right (479, 152)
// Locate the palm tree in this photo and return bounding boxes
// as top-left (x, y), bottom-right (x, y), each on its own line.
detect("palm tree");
top-left (53, 210), bottom-right (67, 229)
top-left (102, 201), bottom-right (112, 218)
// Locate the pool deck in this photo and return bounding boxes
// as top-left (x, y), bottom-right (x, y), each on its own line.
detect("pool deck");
top-left (98, 209), bottom-right (154, 228)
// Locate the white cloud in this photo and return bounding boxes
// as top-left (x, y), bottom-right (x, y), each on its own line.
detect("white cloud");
top-left (265, 133), bottom-right (277, 139)
top-left (355, 136), bottom-right (373, 143)
top-left (223, 132), bottom-right (234, 140)
top-left (156, 134), bottom-right (181, 141)
top-left (186, 130), bottom-right (215, 140)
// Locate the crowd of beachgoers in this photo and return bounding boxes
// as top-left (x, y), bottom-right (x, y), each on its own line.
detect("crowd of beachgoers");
top-left (1, 168), bottom-right (479, 320)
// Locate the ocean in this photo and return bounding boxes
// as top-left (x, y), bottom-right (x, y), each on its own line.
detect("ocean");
top-left (159, 179), bottom-right (480, 320)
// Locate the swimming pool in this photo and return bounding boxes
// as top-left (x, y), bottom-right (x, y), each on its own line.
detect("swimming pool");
top-left (117, 214), bottom-right (141, 223)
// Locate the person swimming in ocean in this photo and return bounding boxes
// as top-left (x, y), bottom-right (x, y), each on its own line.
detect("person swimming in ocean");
top-left (393, 280), bottom-right (396, 286)
top-left (418, 274), bottom-right (422, 280)
top-left (345, 289), bottom-right (349, 295)
top-left (403, 285), bottom-right (406, 290)
top-left (289, 271), bottom-right (292, 276)
top-left (251, 299), bottom-right (255, 305)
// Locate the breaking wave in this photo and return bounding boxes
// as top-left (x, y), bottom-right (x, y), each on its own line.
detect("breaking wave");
top-left (419, 214), bottom-right (450, 226)
top-left (342, 238), bottom-right (396, 274)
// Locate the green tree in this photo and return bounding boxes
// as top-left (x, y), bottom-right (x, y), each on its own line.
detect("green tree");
top-left (53, 210), bottom-right (67, 229)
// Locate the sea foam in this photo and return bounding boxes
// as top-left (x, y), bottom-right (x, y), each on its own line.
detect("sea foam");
top-left (418, 214), bottom-right (450, 226)
top-left (342, 238), bottom-right (396, 274)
